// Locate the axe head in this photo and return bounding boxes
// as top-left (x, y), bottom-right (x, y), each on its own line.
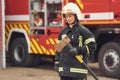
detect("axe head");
top-left (55, 36), bottom-right (72, 53)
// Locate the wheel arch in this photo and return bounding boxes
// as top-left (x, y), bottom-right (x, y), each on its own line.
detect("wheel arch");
top-left (6, 29), bottom-right (30, 53)
top-left (95, 33), bottom-right (119, 61)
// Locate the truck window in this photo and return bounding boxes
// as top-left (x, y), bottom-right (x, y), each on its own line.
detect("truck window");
top-left (30, 0), bottom-right (45, 34)
top-left (46, 0), bottom-right (63, 27)
top-left (30, 0), bottom-right (63, 34)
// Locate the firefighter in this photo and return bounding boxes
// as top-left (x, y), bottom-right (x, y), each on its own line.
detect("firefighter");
top-left (55, 2), bottom-right (96, 80)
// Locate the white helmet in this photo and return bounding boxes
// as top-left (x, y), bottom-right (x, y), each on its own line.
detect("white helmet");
top-left (62, 2), bottom-right (81, 20)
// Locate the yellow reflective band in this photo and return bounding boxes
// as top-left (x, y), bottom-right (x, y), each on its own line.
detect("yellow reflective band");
top-left (84, 38), bottom-right (95, 44)
top-left (66, 9), bottom-right (72, 12)
top-left (58, 67), bottom-right (63, 72)
top-left (62, 9), bottom-right (73, 13)
top-left (86, 45), bottom-right (90, 54)
top-left (70, 68), bottom-right (88, 74)
top-left (79, 36), bottom-right (83, 47)
top-left (55, 61), bottom-right (59, 64)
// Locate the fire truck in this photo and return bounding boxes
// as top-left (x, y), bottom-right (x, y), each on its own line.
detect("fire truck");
top-left (0, 0), bottom-right (120, 78)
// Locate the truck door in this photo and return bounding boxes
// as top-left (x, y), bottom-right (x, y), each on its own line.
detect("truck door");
top-left (0, 0), bottom-right (5, 69)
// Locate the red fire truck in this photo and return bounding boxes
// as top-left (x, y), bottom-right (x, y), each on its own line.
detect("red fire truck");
top-left (0, 0), bottom-right (120, 78)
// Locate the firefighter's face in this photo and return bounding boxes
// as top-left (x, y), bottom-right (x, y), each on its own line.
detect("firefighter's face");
top-left (64, 13), bottom-right (76, 25)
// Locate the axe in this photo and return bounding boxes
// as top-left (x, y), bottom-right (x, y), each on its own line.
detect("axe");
top-left (55, 37), bottom-right (99, 80)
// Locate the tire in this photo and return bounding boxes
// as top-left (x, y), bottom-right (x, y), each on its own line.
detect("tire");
top-left (10, 37), bottom-right (34, 67)
top-left (31, 55), bottom-right (42, 66)
top-left (98, 42), bottom-right (120, 78)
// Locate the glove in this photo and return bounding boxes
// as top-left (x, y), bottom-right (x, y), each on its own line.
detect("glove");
top-left (68, 48), bottom-right (78, 56)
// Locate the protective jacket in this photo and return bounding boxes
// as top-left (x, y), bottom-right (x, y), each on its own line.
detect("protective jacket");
top-left (55, 22), bottom-right (96, 79)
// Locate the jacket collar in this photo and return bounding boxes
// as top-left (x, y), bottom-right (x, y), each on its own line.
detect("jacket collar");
top-left (66, 22), bottom-right (80, 33)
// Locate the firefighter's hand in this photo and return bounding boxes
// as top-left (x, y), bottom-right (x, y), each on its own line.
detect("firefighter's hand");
top-left (68, 48), bottom-right (78, 56)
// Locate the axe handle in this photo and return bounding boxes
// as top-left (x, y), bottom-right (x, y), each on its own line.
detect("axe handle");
top-left (75, 55), bottom-right (99, 80)
top-left (76, 55), bottom-right (83, 63)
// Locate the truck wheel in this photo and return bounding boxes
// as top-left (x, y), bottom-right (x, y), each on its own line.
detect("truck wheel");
top-left (10, 37), bottom-right (34, 67)
top-left (31, 55), bottom-right (42, 66)
top-left (98, 42), bottom-right (120, 78)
